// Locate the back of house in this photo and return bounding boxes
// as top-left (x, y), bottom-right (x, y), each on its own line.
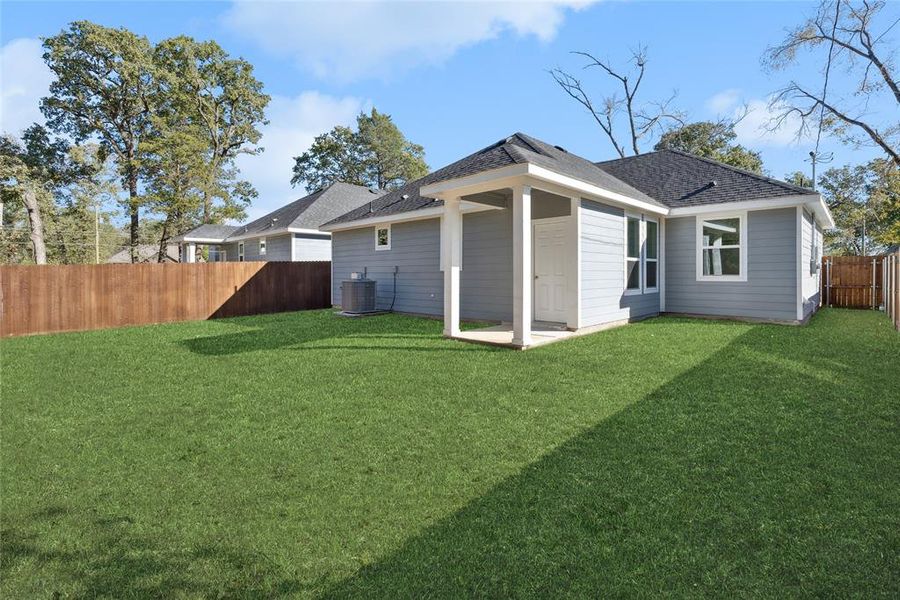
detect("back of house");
top-left (321, 133), bottom-right (832, 347)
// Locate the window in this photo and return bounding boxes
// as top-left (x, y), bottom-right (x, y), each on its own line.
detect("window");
top-left (697, 213), bottom-right (747, 281)
top-left (238, 242), bottom-right (244, 262)
top-left (625, 216), bottom-right (641, 292)
top-left (375, 225), bottom-right (391, 251)
top-left (259, 237), bottom-right (267, 256)
top-left (645, 219), bottom-right (658, 290)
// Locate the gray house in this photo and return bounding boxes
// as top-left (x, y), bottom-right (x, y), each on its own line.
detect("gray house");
top-left (174, 182), bottom-right (384, 263)
top-left (321, 133), bottom-right (833, 349)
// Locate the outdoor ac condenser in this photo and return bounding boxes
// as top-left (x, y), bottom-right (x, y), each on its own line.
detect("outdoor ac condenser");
top-left (341, 278), bottom-right (377, 314)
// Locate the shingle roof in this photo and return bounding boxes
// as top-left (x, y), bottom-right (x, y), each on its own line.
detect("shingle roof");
top-left (595, 150), bottom-right (815, 208)
top-left (325, 132), bottom-right (663, 226)
top-left (172, 224), bottom-right (239, 242)
top-left (175, 182), bottom-right (383, 242)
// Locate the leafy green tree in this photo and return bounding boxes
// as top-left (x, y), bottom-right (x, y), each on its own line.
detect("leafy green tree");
top-left (818, 160), bottom-right (899, 254)
top-left (41, 21), bottom-right (157, 262)
top-left (785, 171), bottom-right (814, 189)
top-left (292, 108), bottom-right (428, 191)
top-left (654, 121), bottom-right (764, 173)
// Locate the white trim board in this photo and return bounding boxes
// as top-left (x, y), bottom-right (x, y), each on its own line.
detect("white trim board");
top-left (320, 201), bottom-right (499, 232)
top-left (670, 193), bottom-right (834, 229)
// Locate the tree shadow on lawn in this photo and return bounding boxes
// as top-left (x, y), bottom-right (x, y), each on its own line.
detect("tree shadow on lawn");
top-left (323, 316), bottom-right (900, 598)
top-left (2, 508), bottom-right (304, 598)
top-left (181, 310), bottom-right (494, 356)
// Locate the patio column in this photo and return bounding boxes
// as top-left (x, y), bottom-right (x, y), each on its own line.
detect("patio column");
top-left (442, 197), bottom-right (462, 337)
top-left (567, 196), bottom-right (581, 330)
top-left (513, 185), bottom-right (532, 347)
top-left (182, 242), bottom-right (196, 263)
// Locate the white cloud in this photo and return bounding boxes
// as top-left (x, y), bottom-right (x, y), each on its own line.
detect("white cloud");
top-left (235, 91), bottom-right (365, 222)
top-left (223, 0), bottom-right (597, 81)
top-left (0, 38), bottom-right (54, 136)
top-left (706, 89), bottom-right (809, 148)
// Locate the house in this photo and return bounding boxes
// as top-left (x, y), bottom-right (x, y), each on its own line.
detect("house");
top-left (172, 182), bottom-right (384, 263)
top-left (107, 244), bottom-right (179, 263)
top-left (321, 133), bottom-right (834, 349)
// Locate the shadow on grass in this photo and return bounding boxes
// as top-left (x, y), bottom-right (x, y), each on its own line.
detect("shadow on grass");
top-left (180, 310), bottom-right (495, 356)
top-left (1, 508), bottom-right (303, 598)
top-left (322, 313), bottom-right (900, 598)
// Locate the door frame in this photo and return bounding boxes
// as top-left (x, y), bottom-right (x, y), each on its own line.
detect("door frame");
top-left (532, 216), bottom-right (570, 323)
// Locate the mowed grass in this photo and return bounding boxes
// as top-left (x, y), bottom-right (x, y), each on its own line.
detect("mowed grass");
top-left (1, 308), bottom-right (898, 598)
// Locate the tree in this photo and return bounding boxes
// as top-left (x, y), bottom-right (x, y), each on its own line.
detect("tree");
top-left (765, 0), bottom-right (900, 165)
top-left (153, 36), bottom-right (269, 223)
top-left (291, 108), bottom-right (428, 191)
top-left (785, 171), bottom-right (815, 189)
top-left (818, 159), bottom-right (899, 254)
top-left (654, 121), bottom-right (765, 173)
top-left (42, 21), bottom-right (157, 262)
top-left (550, 48), bottom-right (685, 157)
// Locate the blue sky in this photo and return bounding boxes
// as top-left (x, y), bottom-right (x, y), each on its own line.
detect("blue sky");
top-left (1, 1), bottom-right (890, 221)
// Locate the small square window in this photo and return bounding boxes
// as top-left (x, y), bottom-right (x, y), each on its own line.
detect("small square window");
top-left (697, 213), bottom-right (746, 281)
top-left (259, 237), bottom-right (267, 256)
top-left (375, 226), bottom-right (391, 250)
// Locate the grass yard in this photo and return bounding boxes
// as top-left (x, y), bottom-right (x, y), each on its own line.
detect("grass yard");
top-left (2, 308), bottom-right (899, 598)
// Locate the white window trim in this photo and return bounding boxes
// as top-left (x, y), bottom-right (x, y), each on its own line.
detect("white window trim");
top-left (696, 211), bottom-right (748, 282)
top-left (238, 241), bottom-right (245, 262)
top-left (259, 237), bottom-right (267, 256)
top-left (624, 212), bottom-right (642, 296)
top-left (644, 216), bottom-right (659, 292)
top-left (375, 224), bottom-right (391, 251)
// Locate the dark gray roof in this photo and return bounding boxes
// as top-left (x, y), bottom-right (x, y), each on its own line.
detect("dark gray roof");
top-left (172, 224), bottom-right (239, 243)
top-left (596, 150), bottom-right (815, 208)
top-left (325, 132), bottom-right (663, 226)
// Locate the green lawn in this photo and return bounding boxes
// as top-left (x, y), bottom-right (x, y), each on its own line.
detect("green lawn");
top-left (2, 309), bottom-right (898, 598)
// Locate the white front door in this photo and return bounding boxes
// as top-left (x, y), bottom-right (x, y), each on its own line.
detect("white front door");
top-left (533, 219), bottom-right (568, 323)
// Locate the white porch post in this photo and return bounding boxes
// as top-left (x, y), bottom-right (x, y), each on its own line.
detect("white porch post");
top-left (513, 185), bottom-right (532, 347)
top-left (567, 196), bottom-right (581, 330)
top-left (183, 242), bottom-right (196, 263)
top-left (442, 197), bottom-right (462, 337)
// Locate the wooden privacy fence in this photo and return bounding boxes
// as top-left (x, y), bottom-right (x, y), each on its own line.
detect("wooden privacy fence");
top-left (822, 255), bottom-right (885, 309)
top-left (0, 261), bottom-right (331, 337)
top-left (884, 252), bottom-right (900, 331)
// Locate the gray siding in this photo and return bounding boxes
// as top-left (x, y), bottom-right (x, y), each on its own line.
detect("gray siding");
top-left (580, 199), bottom-right (659, 327)
top-left (294, 233), bottom-right (332, 262)
top-left (665, 208), bottom-right (798, 321)
top-left (331, 210), bottom-right (515, 320)
top-left (801, 209), bottom-right (822, 319)
top-left (221, 233), bottom-right (292, 262)
top-left (332, 219), bottom-right (444, 315)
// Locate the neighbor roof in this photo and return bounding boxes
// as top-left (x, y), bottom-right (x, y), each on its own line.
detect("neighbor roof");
top-left (596, 150), bottom-right (815, 208)
top-left (325, 132), bottom-right (663, 226)
top-left (176, 182), bottom-right (383, 242)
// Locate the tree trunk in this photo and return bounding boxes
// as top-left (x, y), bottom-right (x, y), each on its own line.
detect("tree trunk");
top-left (22, 186), bottom-right (47, 265)
top-left (128, 169), bottom-right (139, 263)
top-left (157, 218), bottom-right (171, 263)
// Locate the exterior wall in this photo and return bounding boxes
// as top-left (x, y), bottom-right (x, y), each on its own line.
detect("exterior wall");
top-left (294, 233), bottom-right (332, 262)
top-left (221, 233), bottom-right (293, 262)
top-left (580, 199), bottom-right (660, 328)
top-left (800, 209), bottom-right (822, 319)
top-left (330, 210), bottom-right (514, 320)
top-left (332, 219), bottom-right (444, 315)
top-left (665, 208), bottom-right (798, 322)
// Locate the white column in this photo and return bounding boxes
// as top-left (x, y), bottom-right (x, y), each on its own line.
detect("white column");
top-left (513, 185), bottom-right (532, 347)
top-left (183, 242), bottom-right (196, 263)
top-left (567, 196), bottom-right (581, 330)
top-left (442, 197), bottom-right (462, 337)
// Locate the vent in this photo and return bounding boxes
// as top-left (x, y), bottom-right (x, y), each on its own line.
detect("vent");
top-left (341, 278), bottom-right (377, 313)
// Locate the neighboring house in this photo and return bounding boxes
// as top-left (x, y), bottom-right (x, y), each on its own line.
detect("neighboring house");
top-left (107, 244), bottom-right (179, 263)
top-left (321, 132), bottom-right (833, 348)
top-left (172, 182), bottom-right (384, 263)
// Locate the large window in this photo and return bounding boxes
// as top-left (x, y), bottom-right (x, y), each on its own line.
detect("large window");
top-left (625, 216), bottom-right (641, 292)
top-left (645, 219), bottom-right (658, 290)
top-left (375, 225), bottom-right (391, 251)
top-left (697, 213), bottom-right (746, 281)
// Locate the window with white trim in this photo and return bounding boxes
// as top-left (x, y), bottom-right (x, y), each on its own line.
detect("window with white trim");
top-left (625, 215), bottom-right (641, 291)
top-left (375, 225), bottom-right (391, 251)
top-left (238, 242), bottom-right (244, 262)
top-left (645, 219), bottom-right (658, 290)
top-left (697, 214), bottom-right (746, 281)
top-left (259, 237), bottom-right (267, 256)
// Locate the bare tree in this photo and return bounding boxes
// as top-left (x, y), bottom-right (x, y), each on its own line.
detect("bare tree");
top-left (550, 47), bottom-right (685, 157)
top-left (765, 0), bottom-right (900, 164)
